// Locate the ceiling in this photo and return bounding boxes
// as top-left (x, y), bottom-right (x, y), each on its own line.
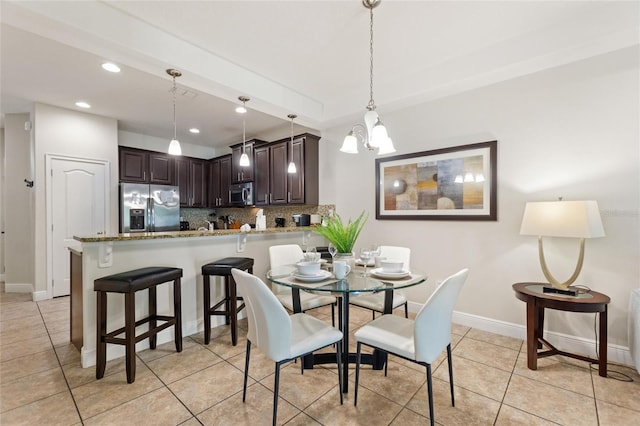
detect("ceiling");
top-left (1, 1), bottom-right (638, 150)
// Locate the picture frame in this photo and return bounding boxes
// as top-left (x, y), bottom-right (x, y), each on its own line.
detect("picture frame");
top-left (375, 140), bottom-right (497, 221)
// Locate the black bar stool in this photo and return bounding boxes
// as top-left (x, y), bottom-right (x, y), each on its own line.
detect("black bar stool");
top-left (201, 257), bottom-right (254, 346)
top-left (94, 266), bottom-right (183, 384)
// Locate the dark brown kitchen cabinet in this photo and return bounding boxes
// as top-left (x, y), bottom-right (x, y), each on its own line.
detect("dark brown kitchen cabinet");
top-left (175, 157), bottom-right (207, 207)
top-left (118, 147), bottom-right (173, 184)
top-left (148, 152), bottom-right (173, 184)
top-left (253, 144), bottom-right (270, 205)
top-left (209, 155), bottom-right (232, 207)
top-left (253, 133), bottom-right (319, 205)
top-left (269, 140), bottom-right (289, 204)
top-left (231, 139), bottom-right (266, 183)
top-left (119, 148), bottom-right (147, 182)
top-left (231, 142), bottom-right (253, 183)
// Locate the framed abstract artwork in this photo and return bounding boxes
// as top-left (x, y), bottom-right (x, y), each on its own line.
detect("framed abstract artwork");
top-left (375, 140), bottom-right (497, 220)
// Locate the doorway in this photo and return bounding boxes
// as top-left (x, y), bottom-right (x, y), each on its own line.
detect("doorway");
top-left (46, 154), bottom-right (109, 297)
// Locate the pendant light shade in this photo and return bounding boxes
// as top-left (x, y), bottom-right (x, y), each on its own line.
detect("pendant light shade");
top-left (166, 69), bottom-right (182, 156)
top-left (340, 0), bottom-right (395, 156)
top-left (287, 114), bottom-right (297, 174)
top-left (168, 139), bottom-right (182, 155)
top-left (238, 96), bottom-right (251, 167)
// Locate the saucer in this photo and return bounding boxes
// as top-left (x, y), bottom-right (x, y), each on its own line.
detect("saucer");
top-left (370, 268), bottom-right (411, 279)
top-left (293, 270), bottom-right (332, 282)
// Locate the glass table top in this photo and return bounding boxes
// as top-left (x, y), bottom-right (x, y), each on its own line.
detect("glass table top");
top-left (267, 265), bottom-right (427, 294)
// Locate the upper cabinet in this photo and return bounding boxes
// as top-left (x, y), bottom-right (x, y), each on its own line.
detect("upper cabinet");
top-left (230, 139), bottom-right (266, 183)
top-left (209, 155), bottom-right (232, 207)
top-left (254, 134), bottom-right (319, 206)
top-left (119, 147), bottom-right (173, 184)
top-left (253, 144), bottom-right (270, 205)
top-left (175, 157), bottom-right (208, 207)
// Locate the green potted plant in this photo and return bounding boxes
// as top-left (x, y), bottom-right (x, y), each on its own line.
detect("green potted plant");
top-left (313, 211), bottom-right (368, 264)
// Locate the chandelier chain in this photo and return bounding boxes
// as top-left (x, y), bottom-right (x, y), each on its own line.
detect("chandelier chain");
top-left (368, 5), bottom-right (376, 111)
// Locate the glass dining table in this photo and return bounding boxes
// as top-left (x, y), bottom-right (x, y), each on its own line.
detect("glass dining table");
top-left (267, 264), bottom-right (427, 393)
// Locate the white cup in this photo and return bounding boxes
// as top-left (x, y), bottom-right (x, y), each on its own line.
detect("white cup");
top-left (333, 260), bottom-right (351, 279)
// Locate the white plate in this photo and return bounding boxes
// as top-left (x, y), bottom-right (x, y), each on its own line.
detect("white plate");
top-left (293, 270), bottom-right (333, 282)
top-left (370, 268), bottom-right (411, 279)
top-left (355, 258), bottom-right (375, 266)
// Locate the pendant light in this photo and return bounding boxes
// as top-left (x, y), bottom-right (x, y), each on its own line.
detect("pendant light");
top-left (340, 0), bottom-right (395, 155)
top-left (166, 69), bottom-right (182, 156)
top-left (287, 114), bottom-right (297, 174)
top-left (237, 96), bottom-right (250, 167)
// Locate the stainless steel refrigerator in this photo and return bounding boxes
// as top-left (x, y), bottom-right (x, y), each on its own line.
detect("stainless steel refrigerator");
top-left (120, 183), bottom-right (180, 232)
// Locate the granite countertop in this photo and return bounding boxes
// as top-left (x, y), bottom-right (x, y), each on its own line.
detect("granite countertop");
top-left (74, 226), bottom-right (319, 243)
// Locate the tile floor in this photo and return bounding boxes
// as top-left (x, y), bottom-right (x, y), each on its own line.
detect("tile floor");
top-left (1, 284), bottom-right (639, 425)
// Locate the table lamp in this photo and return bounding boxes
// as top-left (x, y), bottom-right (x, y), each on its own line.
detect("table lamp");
top-left (520, 200), bottom-right (605, 295)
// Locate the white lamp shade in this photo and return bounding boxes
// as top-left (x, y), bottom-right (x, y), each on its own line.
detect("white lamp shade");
top-left (520, 200), bottom-right (605, 238)
top-left (239, 152), bottom-right (250, 167)
top-left (287, 161), bottom-right (297, 173)
top-left (168, 139), bottom-right (182, 156)
top-left (371, 120), bottom-right (389, 148)
top-left (377, 137), bottom-right (396, 155)
top-left (340, 133), bottom-right (359, 154)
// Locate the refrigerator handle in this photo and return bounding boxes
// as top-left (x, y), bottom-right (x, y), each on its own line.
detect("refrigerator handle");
top-left (149, 197), bottom-right (155, 232)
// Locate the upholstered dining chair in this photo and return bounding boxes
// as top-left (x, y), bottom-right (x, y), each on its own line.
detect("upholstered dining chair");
top-left (349, 245), bottom-right (411, 319)
top-left (269, 244), bottom-right (337, 325)
top-left (231, 268), bottom-right (343, 426)
top-left (354, 268), bottom-right (469, 426)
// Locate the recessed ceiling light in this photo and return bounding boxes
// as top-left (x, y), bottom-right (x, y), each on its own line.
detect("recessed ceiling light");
top-left (75, 101), bottom-right (91, 109)
top-left (101, 62), bottom-right (121, 73)
top-left (189, 128), bottom-right (200, 134)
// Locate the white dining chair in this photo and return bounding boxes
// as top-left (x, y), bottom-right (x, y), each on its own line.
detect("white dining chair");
top-left (231, 269), bottom-right (343, 426)
top-left (354, 268), bottom-right (469, 426)
top-left (269, 244), bottom-right (337, 325)
top-left (349, 246), bottom-right (411, 319)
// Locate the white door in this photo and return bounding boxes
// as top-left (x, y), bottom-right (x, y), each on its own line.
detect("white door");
top-left (48, 156), bottom-right (108, 297)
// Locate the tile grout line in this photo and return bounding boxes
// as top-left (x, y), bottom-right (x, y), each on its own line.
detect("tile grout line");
top-left (37, 298), bottom-right (85, 425)
top-left (136, 350), bottom-right (203, 424)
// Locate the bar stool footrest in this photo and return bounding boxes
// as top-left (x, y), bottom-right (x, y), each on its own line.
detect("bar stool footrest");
top-left (102, 315), bottom-right (177, 344)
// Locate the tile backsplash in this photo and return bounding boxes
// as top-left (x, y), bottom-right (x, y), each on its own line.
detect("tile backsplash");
top-left (180, 204), bottom-right (336, 230)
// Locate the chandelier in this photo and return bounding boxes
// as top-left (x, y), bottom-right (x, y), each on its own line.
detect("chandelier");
top-left (340, 0), bottom-right (395, 155)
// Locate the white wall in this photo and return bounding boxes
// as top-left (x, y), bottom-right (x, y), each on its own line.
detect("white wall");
top-left (3, 114), bottom-right (34, 291)
top-left (33, 103), bottom-right (119, 296)
top-left (319, 47), bottom-right (639, 348)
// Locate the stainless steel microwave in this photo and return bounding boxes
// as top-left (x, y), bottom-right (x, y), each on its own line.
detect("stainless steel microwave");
top-left (229, 182), bottom-right (253, 206)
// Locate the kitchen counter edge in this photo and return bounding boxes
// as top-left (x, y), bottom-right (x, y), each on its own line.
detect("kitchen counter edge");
top-left (74, 226), bottom-right (319, 243)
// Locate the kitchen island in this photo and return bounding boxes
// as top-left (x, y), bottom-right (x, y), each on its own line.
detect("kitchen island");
top-left (72, 226), bottom-right (325, 368)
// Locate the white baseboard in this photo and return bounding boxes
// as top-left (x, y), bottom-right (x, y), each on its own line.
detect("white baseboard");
top-left (5, 282), bottom-right (33, 293)
top-left (33, 290), bottom-right (50, 302)
top-left (452, 310), bottom-right (634, 367)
